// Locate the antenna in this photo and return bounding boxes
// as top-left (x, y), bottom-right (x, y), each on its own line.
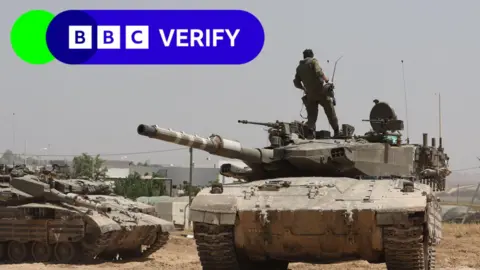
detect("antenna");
top-left (438, 92), bottom-right (443, 151)
top-left (401, 60), bottom-right (410, 144)
top-left (327, 55), bottom-right (344, 83)
top-left (12, 112), bottom-right (16, 166)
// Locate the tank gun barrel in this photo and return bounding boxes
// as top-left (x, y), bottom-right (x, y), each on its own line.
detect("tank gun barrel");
top-left (137, 124), bottom-right (272, 163)
top-left (48, 189), bottom-right (112, 212)
top-left (238, 120), bottom-right (278, 128)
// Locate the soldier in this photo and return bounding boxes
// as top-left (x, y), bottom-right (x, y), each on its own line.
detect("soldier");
top-left (293, 49), bottom-right (340, 138)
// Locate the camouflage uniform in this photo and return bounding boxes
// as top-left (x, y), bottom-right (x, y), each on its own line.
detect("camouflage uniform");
top-left (293, 54), bottom-right (339, 136)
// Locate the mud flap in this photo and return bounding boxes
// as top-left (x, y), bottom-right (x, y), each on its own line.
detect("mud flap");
top-left (190, 195), bottom-right (237, 225)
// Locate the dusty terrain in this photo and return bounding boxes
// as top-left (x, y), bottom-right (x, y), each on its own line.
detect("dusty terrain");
top-left (1, 223), bottom-right (479, 270)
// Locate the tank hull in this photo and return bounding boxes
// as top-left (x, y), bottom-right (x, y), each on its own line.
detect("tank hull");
top-left (99, 211), bottom-right (173, 260)
top-left (0, 202), bottom-right (121, 263)
top-left (190, 177), bottom-right (442, 269)
top-left (83, 195), bottom-right (174, 261)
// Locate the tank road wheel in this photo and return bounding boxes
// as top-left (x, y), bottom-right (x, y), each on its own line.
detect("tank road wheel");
top-left (31, 242), bottom-right (52, 262)
top-left (7, 241), bottom-right (28, 263)
top-left (54, 242), bottom-right (78, 263)
top-left (193, 222), bottom-right (289, 270)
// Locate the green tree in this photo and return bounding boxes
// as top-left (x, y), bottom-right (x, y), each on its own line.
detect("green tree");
top-left (182, 181), bottom-right (201, 196)
top-left (0, 150), bottom-right (23, 164)
top-left (113, 172), bottom-right (166, 199)
top-left (72, 153), bottom-right (107, 180)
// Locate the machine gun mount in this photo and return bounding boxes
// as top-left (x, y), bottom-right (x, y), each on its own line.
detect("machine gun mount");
top-left (360, 99), bottom-right (405, 144)
top-left (237, 120), bottom-right (309, 147)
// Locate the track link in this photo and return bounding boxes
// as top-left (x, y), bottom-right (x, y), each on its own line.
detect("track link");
top-left (193, 222), bottom-right (288, 270)
top-left (383, 226), bottom-right (427, 269)
top-left (383, 199), bottom-right (441, 270)
top-left (194, 222), bottom-right (242, 270)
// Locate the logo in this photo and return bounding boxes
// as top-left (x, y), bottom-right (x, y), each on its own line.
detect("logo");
top-left (10, 10), bottom-right (265, 65)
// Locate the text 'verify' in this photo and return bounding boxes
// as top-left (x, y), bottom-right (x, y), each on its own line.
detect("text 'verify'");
top-left (46, 10), bottom-right (264, 65)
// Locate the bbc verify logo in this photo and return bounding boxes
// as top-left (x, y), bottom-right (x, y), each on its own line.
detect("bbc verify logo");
top-left (69, 26), bottom-right (149, 49)
top-left (69, 25), bottom-right (240, 50)
top-left (41, 9), bottom-right (264, 64)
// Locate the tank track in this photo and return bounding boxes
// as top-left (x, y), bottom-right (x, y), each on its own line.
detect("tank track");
top-left (194, 222), bottom-right (241, 270)
top-left (383, 226), bottom-right (428, 269)
top-left (140, 231), bottom-right (169, 258)
top-left (383, 202), bottom-right (441, 270)
top-left (83, 231), bottom-right (117, 260)
top-left (97, 230), bottom-right (169, 261)
top-left (193, 222), bottom-right (288, 270)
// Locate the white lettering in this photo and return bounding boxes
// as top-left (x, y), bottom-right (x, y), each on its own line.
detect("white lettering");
top-left (159, 29), bottom-right (175, 46)
top-left (190, 29), bottom-right (204, 47)
top-left (225, 29), bottom-right (240, 47)
top-left (205, 29), bottom-right (210, 47)
top-left (176, 29), bottom-right (189, 47)
top-left (157, 29), bottom-right (241, 47)
top-left (212, 29), bottom-right (224, 47)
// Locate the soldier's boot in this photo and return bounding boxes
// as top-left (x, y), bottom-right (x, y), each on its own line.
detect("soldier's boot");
top-left (333, 128), bottom-right (340, 137)
top-left (306, 128), bottom-right (316, 140)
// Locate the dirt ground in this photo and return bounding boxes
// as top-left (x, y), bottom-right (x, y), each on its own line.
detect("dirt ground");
top-left (1, 223), bottom-right (479, 270)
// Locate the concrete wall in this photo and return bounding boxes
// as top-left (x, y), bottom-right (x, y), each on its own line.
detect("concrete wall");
top-left (151, 197), bottom-right (190, 227)
top-left (105, 168), bottom-right (130, 178)
top-left (104, 164), bottom-right (219, 188)
top-left (134, 166), bottom-right (219, 187)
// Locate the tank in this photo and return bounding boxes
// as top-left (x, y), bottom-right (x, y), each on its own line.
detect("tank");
top-left (442, 206), bottom-right (480, 224)
top-left (37, 164), bottom-right (157, 216)
top-left (137, 99), bottom-right (448, 270)
top-left (0, 171), bottom-right (174, 263)
top-left (44, 174), bottom-right (169, 259)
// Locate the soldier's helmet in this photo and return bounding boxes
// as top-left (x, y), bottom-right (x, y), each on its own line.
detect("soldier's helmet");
top-left (303, 49), bottom-right (314, 58)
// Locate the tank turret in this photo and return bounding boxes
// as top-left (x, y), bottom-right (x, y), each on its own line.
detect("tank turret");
top-left (9, 176), bottom-right (111, 212)
top-left (51, 178), bottom-right (113, 195)
top-left (137, 100), bottom-right (450, 191)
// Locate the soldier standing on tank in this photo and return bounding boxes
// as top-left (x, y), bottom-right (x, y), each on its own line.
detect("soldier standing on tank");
top-left (293, 49), bottom-right (340, 138)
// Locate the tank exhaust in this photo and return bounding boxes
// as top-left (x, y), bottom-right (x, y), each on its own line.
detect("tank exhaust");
top-left (422, 133), bottom-right (428, 147)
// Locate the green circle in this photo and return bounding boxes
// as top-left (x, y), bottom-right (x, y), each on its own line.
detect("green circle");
top-left (10, 10), bottom-right (55, 64)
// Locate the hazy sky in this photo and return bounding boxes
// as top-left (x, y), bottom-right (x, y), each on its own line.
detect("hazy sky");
top-left (2, 1), bottom-right (480, 171)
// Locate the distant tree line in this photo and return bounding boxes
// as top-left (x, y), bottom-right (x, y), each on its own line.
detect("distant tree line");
top-left (113, 171), bottom-right (168, 199)
top-left (1, 150), bottom-right (206, 199)
top-left (71, 153), bottom-right (107, 180)
top-left (0, 149), bottom-right (41, 165)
